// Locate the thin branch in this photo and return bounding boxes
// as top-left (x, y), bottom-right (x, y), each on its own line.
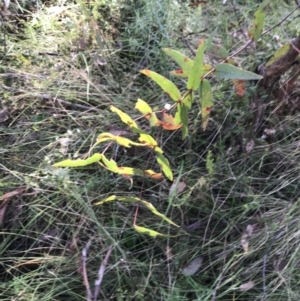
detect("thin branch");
top-left (93, 246), bottom-right (113, 301)
top-left (262, 4), bottom-right (300, 36)
top-left (82, 240), bottom-right (93, 301)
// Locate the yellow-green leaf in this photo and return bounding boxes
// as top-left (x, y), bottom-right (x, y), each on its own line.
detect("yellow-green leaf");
top-left (187, 39), bottom-right (205, 91)
top-left (162, 48), bottom-right (194, 74)
top-left (144, 170), bottom-right (163, 179)
top-left (110, 105), bottom-right (139, 129)
top-left (96, 133), bottom-right (144, 148)
top-left (138, 132), bottom-right (162, 153)
top-left (95, 196), bottom-right (178, 228)
top-left (134, 225), bottom-right (167, 237)
top-left (99, 156), bottom-right (162, 179)
top-left (94, 195), bottom-right (118, 205)
top-left (266, 43), bottom-right (290, 67)
top-left (100, 154), bottom-right (119, 173)
top-left (141, 200), bottom-right (179, 227)
top-left (156, 153), bottom-right (173, 181)
top-left (135, 98), bottom-right (153, 114)
top-left (200, 79), bottom-right (214, 131)
top-left (53, 153), bottom-right (102, 167)
top-left (95, 195), bottom-right (141, 205)
top-left (135, 98), bottom-right (159, 127)
top-left (140, 69), bottom-right (181, 101)
top-left (182, 92), bottom-right (193, 109)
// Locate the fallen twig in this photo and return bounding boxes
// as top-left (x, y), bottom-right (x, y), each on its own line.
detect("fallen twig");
top-left (93, 246), bottom-right (113, 300)
top-left (82, 240), bottom-right (93, 301)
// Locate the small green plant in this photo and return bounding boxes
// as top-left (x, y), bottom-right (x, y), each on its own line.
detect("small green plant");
top-left (52, 2), bottom-right (271, 237)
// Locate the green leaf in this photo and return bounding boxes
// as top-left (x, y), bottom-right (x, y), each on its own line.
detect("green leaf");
top-left (177, 103), bottom-right (189, 139)
top-left (156, 153), bottom-right (173, 181)
top-left (162, 48), bottom-right (194, 74)
top-left (134, 225), bottom-right (167, 237)
top-left (170, 64), bottom-right (213, 78)
top-left (110, 105), bottom-right (139, 129)
top-left (140, 69), bottom-right (181, 101)
top-left (53, 153), bottom-right (102, 167)
top-left (259, 0), bottom-right (271, 10)
top-left (248, 0), bottom-right (270, 42)
top-left (187, 39), bottom-right (205, 91)
top-left (248, 9), bottom-right (265, 42)
top-left (142, 200), bottom-right (179, 227)
top-left (266, 43), bottom-right (290, 67)
top-left (200, 79), bottom-right (214, 131)
top-left (207, 43), bottom-right (229, 59)
top-left (214, 63), bottom-right (263, 80)
top-left (182, 92), bottom-right (193, 109)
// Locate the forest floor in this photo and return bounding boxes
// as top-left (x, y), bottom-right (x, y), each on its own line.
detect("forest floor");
top-left (1, 1), bottom-right (300, 300)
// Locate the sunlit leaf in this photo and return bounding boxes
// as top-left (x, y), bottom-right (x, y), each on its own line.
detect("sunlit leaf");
top-left (215, 63), bottom-right (263, 80)
top-left (140, 69), bottom-right (181, 101)
top-left (53, 153), bottom-right (102, 167)
top-left (200, 79), bottom-right (213, 131)
top-left (137, 132), bottom-right (157, 148)
top-left (156, 153), bottom-right (173, 181)
top-left (142, 200), bottom-right (179, 227)
top-left (129, 127), bottom-right (164, 153)
top-left (96, 196), bottom-right (177, 227)
top-left (187, 39), bottom-right (205, 90)
top-left (110, 105), bottom-right (139, 128)
top-left (94, 195), bottom-right (119, 205)
top-left (135, 98), bottom-right (160, 127)
top-left (99, 155), bottom-right (162, 179)
top-left (266, 43), bottom-right (290, 67)
top-left (135, 98), bottom-right (153, 114)
top-left (134, 225), bottom-right (167, 237)
top-left (96, 133), bottom-right (144, 148)
top-left (100, 154), bottom-right (119, 173)
top-left (144, 170), bottom-right (163, 179)
top-left (162, 48), bottom-right (194, 74)
top-left (232, 79), bottom-right (245, 96)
